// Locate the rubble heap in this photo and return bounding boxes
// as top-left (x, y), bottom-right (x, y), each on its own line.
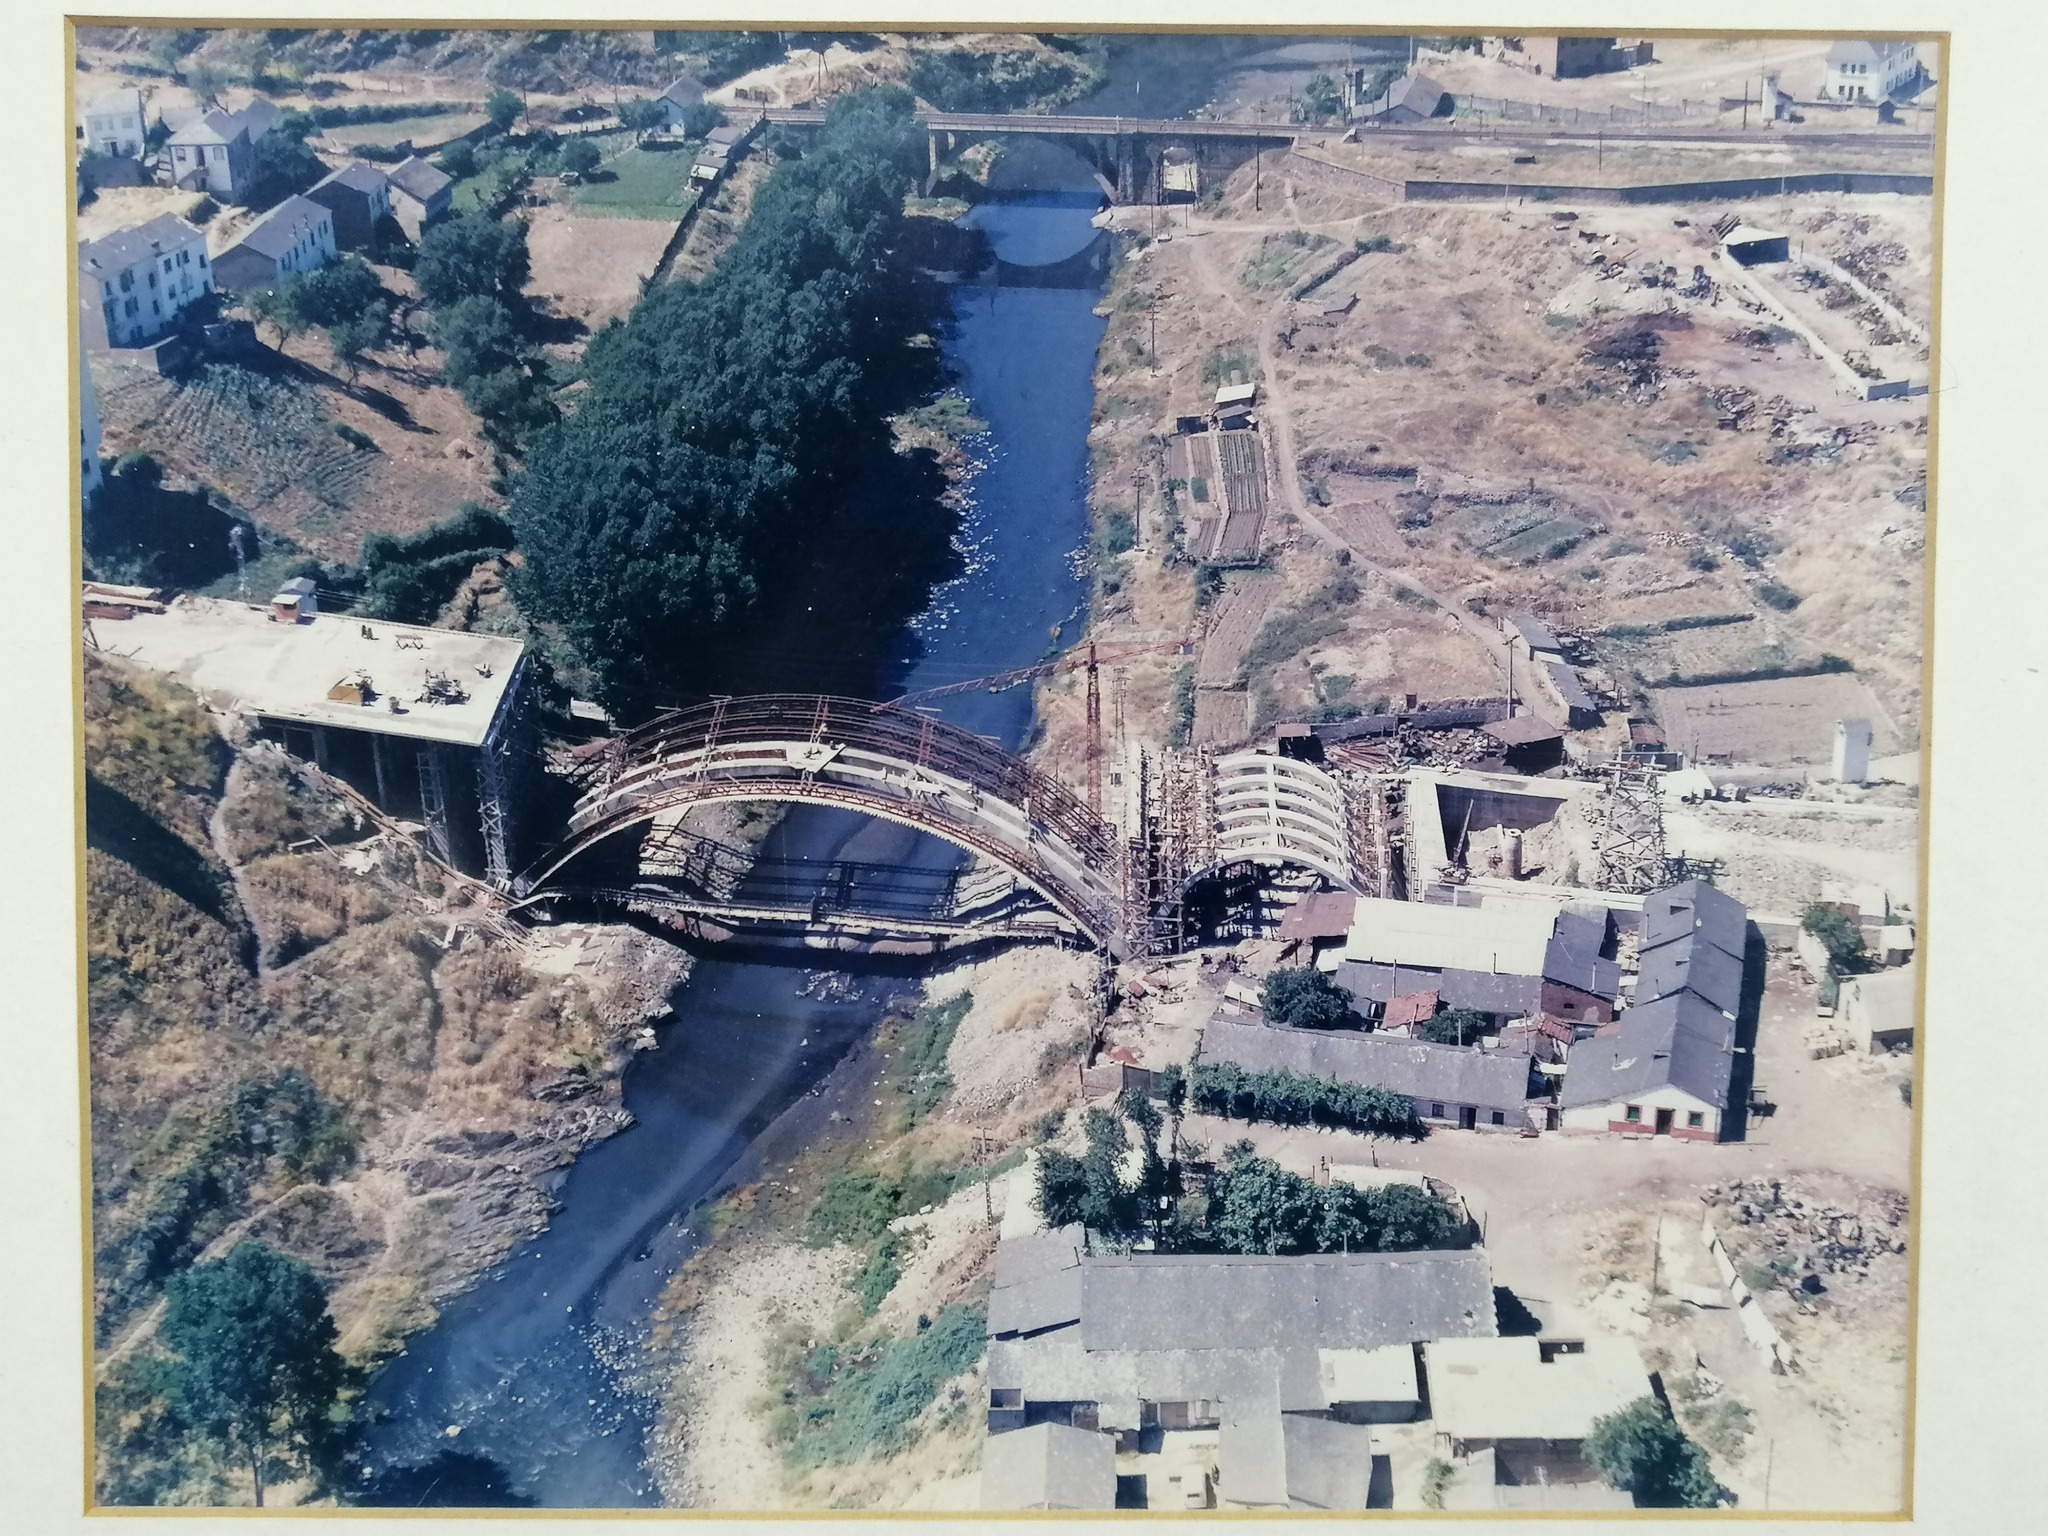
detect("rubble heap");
top-left (1702, 1177), bottom-right (1909, 1289)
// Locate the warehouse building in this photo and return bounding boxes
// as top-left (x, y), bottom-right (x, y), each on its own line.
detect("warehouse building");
top-left (984, 1228), bottom-right (1491, 1509)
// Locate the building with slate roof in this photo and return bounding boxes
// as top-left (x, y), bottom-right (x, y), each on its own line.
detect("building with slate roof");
top-left (1555, 881), bottom-right (1753, 1139)
top-left (1635, 932), bottom-right (1745, 1018)
top-left (1641, 879), bottom-right (1748, 959)
top-left (1352, 71), bottom-right (1449, 124)
top-left (1560, 992), bottom-right (1739, 1140)
top-left (1823, 40), bottom-right (1922, 103)
top-left (306, 162), bottom-right (395, 250)
top-left (1200, 1016), bottom-right (1540, 1132)
top-left (165, 99), bottom-right (278, 201)
top-left (212, 195), bottom-right (337, 293)
top-left (78, 215), bottom-right (213, 350)
top-left (980, 1421), bottom-right (1116, 1509)
top-left (386, 155), bottom-right (454, 241)
top-left (82, 87), bottom-right (146, 158)
top-left (985, 1229), bottom-right (1488, 1509)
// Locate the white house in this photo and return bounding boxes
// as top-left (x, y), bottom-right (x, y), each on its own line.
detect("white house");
top-left (77, 214), bottom-right (213, 350)
top-left (165, 98), bottom-right (280, 202)
top-left (81, 87), bottom-right (146, 158)
top-left (212, 195), bottom-right (337, 294)
top-left (80, 354), bottom-right (103, 506)
top-left (656, 73), bottom-right (707, 128)
top-left (1822, 40), bottom-right (1921, 103)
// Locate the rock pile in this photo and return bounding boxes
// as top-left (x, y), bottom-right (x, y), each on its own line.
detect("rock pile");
top-left (1702, 1177), bottom-right (1908, 1286)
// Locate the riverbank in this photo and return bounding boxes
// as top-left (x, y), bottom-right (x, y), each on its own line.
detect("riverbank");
top-left (84, 661), bottom-right (694, 1506)
top-left (645, 944), bottom-right (1097, 1508)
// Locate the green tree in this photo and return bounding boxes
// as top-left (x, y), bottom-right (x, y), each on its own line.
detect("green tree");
top-left (677, 101), bottom-right (726, 139)
top-left (428, 294), bottom-right (530, 383)
top-left (1158, 1062), bottom-right (1188, 1120)
top-left (459, 365), bottom-right (558, 449)
top-left (1584, 1396), bottom-right (1721, 1508)
top-left (184, 60), bottom-right (231, 109)
top-left (1035, 1149), bottom-right (1090, 1229)
top-left (1260, 966), bottom-right (1354, 1030)
top-left (1365, 1182), bottom-right (1461, 1250)
top-left (247, 283), bottom-right (304, 350)
top-left (1300, 71), bottom-right (1343, 122)
top-left (617, 98), bottom-right (669, 137)
top-left (1801, 903), bottom-right (1868, 972)
top-left (246, 113), bottom-right (324, 205)
top-left (507, 86), bottom-right (938, 707)
top-left (1207, 1144), bottom-right (1324, 1255)
top-left (1419, 1007), bottom-right (1490, 1046)
top-left (415, 213), bottom-right (531, 307)
top-left (438, 138), bottom-right (479, 178)
top-left (327, 312), bottom-right (383, 383)
top-left (160, 1243), bottom-right (348, 1507)
top-left (485, 87), bottom-right (523, 134)
top-left (287, 256), bottom-right (388, 330)
top-left (557, 137), bottom-right (602, 177)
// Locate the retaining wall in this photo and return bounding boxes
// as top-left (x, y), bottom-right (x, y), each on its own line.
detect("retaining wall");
top-left (1286, 151), bottom-right (1932, 208)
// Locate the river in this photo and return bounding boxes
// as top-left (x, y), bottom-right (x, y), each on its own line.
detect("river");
top-left (356, 163), bottom-right (1110, 1510)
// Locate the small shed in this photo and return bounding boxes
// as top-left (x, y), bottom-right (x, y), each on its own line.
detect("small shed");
top-left (1380, 989), bottom-right (1440, 1032)
top-left (1837, 963), bottom-right (1916, 1054)
top-left (1721, 225), bottom-right (1790, 267)
top-left (1214, 381), bottom-right (1258, 411)
top-left (271, 576), bottom-right (318, 623)
top-left (1354, 72), bottom-right (1449, 125)
top-left (1481, 714), bottom-right (1566, 775)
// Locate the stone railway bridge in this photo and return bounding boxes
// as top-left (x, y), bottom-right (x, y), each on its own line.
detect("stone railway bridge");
top-left (513, 694), bottom-right (1374, 960)
top-left (760, 106), bottom-right (1931, 205)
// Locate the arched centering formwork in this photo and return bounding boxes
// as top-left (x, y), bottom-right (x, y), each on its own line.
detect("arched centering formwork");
top-left (1182, 749), bottom-right (1366, 896)
top-left (518, 695), bottom-right (1131, 956)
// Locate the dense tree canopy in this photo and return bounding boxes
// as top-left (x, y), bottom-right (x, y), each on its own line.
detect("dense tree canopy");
top-left (1261, 967), bottom-right (1355, 1030)
top-left (1203, 1146), bottom-right (1463, 1256)
top-left (1584, 1397), bottom-right (1721, 1508)
top-left (1419, 1007), bottom-right (1490, 1046)
top-left (160, 1242), bottom-right (348, 1506)
top-left (1801, 902), bottom-right (1868, 971)
top-left (1191, 1060), bottom-right (1421, 1137)
top-left (507, 87), bottom-right (952, 709)
top-left (414, 214), bottom-right (531, 308)
top-left (484, 87), bottom-right (522, 134)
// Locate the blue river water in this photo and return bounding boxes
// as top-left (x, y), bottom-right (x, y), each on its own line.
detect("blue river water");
top-left (356, 184), bottom-right (1108, 1509)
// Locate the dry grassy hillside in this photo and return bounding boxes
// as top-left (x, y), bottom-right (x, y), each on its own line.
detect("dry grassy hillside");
top-left (83, 653), bottom-right (685, 1505)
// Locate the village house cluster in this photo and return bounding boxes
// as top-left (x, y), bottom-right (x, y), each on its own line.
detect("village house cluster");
top-left (75, 85), bottom-right (454, 365)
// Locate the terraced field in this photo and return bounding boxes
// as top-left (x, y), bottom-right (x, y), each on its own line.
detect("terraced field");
top-left (94, 362), bottom-right (379, 543)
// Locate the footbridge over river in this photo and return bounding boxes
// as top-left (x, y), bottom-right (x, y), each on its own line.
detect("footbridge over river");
top-left (513, 695), bottom-right (1376, 959)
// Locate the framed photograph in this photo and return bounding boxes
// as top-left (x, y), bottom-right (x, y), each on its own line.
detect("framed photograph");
top-left (47, 11), bottom-right (1977, 1521)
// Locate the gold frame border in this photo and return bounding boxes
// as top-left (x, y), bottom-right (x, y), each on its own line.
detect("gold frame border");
top-left (64, 16), bottom-right (1949, 1521)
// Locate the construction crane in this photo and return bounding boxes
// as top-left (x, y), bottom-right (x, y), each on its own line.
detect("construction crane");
top-left (886, 637), bottom-right (1193, 813)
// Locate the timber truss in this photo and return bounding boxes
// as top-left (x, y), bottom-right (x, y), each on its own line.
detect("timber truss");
top-left (517, 698), bottom-right (1386, 959)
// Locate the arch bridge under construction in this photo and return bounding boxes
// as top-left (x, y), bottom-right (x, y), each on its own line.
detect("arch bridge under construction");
top-left (512, 694), bottom-right (1408, 959)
